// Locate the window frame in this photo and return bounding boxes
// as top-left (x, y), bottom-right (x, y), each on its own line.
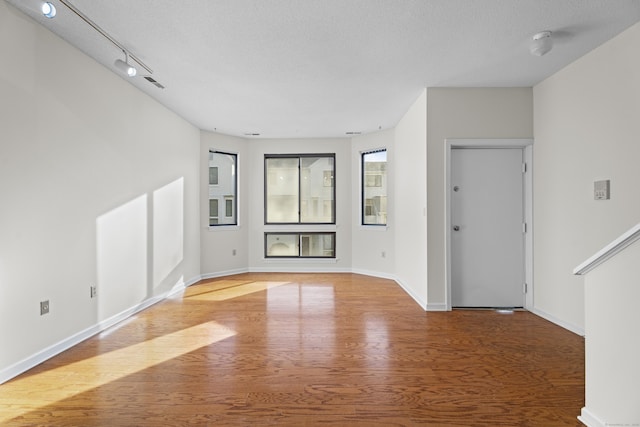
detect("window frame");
top-left (264, 153), bottom-right (336, 225)
top-left (208, 150), bottom-right (238, 227)
top-left (361, 148), bottom-right (387, 226)
top-left (264, 232), bottom-right (336, 259)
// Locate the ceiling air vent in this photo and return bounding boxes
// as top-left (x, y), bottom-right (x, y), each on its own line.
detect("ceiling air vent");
top-left (144, 76), bottom-right (165, 89)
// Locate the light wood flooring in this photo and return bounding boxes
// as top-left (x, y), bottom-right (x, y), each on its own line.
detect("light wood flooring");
top-left (0, 273), bottom-right (585, 426)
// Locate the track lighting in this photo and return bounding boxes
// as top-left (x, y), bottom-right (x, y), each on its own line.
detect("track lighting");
top-left (41, 2), bottom-right (56, 19)
top-left (114, 51), bottom-right (137, 77)
top-left (530, 31), bottom-right (553, 56)
top-left (55, 0), bottom-right (153, 76)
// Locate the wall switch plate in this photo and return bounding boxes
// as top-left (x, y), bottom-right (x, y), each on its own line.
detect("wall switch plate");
top-left (594, 180), bottom-right (610, 200)
top-left (90, 286), bottom-right (97, 298)
top-left (40, 300), bottom-right (50, 315)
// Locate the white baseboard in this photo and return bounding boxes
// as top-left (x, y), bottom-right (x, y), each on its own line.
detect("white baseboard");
top-left (0, 274), bottom-right (202, 385)
top-left (530, 307), bottom-right (585, 336)
top-left (426, 303), bottom-right (448, 311)
top-left (351, 268), bottom-right (396, 281)
top-left (248, 266), bottom-right (352, 273)
top-left (393, 277), bottom-right (427, 310)
top-left (201, 268), bottom-right (249, 280)
top-left (577, 407), bottom-right (605, 427)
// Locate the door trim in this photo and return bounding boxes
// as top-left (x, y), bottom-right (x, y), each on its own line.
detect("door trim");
top-left (445, 139), bottom-right (533, 311)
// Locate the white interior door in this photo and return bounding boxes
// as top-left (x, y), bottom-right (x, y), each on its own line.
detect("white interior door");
top-left (451, 148), bottom-right (525, 308)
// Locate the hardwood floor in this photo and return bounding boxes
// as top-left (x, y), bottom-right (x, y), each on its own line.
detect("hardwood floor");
top-left (0, 273), bottom-right (585, 426)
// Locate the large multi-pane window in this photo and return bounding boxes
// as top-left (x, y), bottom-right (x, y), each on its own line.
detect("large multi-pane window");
top-left (209, 151), bottom-right (237, 226)
top-left (362, 149), bottom-right (387, 225)
top-left (265, 232), bottom-right (336, 258)
top-left (265, 154), bottom-right (335, 224)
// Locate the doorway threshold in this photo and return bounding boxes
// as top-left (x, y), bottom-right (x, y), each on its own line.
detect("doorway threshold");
top-left (453, 307), bottom-right (526, 313)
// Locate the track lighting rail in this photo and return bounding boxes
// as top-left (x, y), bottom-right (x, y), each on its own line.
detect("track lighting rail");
top-left (58, 0), bottom-right (152, 74)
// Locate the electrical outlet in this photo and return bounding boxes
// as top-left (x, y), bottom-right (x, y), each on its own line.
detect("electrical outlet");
top-left (232, 249), bottom-right (237, 256)
top-left (90, 286), bottom-right (97, 298)
top-left (40, 300), bottom-right (50, 315)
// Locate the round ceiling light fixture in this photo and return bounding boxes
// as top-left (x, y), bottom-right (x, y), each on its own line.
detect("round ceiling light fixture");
top-left (41, 2), bottom-right (56, 18)
top-left (530, 31), bottom-right (553, 56)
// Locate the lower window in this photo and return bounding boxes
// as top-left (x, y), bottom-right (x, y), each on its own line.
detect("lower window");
top-left (265, 232), bottom-right (335, 258)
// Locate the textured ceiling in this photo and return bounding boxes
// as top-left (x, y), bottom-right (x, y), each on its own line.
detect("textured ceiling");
top-left (7, 0), bottom-right (640, 138)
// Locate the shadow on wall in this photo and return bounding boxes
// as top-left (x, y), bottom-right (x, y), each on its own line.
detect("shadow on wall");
top-left (96, 177), bottom-right (185, 321)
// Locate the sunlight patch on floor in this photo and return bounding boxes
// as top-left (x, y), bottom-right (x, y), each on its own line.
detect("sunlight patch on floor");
top-left (185, 281), bottom-right (289, 301)
top-left (0, 321), bottom-right (235, 423)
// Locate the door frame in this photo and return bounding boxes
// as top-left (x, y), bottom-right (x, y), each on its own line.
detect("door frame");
top-left (445, 139), bottom-right (533, 311)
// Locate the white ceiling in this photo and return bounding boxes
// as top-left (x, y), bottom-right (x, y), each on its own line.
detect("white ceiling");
top-left (7, 0), bottom-right (640, 138)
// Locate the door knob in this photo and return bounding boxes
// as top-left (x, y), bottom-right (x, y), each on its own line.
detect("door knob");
top-left (453, 225), bottom-right (460, 231)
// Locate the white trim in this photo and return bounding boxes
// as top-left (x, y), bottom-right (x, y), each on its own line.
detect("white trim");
top-left (261, 258), bottom-right (339, 264)
top-left (573, 223), bottom-right (640, 275)
top-left (426, 303), bottom-right (448, 311)
top-left (530, 307), bottom-right (585, 336)
top-left (577, 407), bottom-right (605, 427)
top-left (444, 139), bottom-right (534, 311)
top-left (263, 224), bottom-right (338, 232)
top-left (0, 274), bottom-right (201, 385)
top-left (207, 224), bottom-right (242, 232)
top-left (201, 268), bottom-right (249, 280)
top-left (249, 266), bottom-right (351, 273)
top-left (394, 277), bottom-right (427, 309)
top-left (351, 268), bottom-right (396, 281)
top-left (358, 225), bottom-right (389, 231)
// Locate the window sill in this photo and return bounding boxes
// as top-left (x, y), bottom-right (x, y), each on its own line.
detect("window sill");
top-left (208, 225), bottom-right (241, 232)
top-left (262, 257), bottom-right (339, 263)
top-left (264, 224), bottom-right (338, 232)
top-left (358, 225), bottom-right (389, 231)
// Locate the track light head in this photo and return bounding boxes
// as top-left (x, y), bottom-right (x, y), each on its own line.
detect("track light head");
top-left (114, 58), bottom-right (137, 77)
top-left (530, 31), bottom-right (553, 56)
top-left (41, 2), bottom-right (56, 19)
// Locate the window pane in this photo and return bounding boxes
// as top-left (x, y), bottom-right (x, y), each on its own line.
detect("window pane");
top-left (209, 199), bottom-right (218, 226)
top-left (265, 232), bottom-right (335, 258)
top-left (225, 199), bottom-right (233, 217)
top-left (300, 233), bottom-right (335, 257)
top-left (266, 157), bottom-right (299, 223)
top-left (209, 167), bottom-right (218, 185)
top-left (362, 150), bottom-right (387, 225)
top-left (300, 156), bottom-right (334, 223)
top-left (209, 151), bottom-right (237, 226)
top-left (265, 234), bottom-right (299, 257)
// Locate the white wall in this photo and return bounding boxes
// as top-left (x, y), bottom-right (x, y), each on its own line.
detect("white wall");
top-left (426, 88), bottom-right (533, 308)
top-left (394, 90), bottom-right (428, 307)
top-left (580, 233), bottom-right (640, 426)
top-left (533, 21), bottom-right (640, 333)
top-left (351, 129), bottom-right (395, 278)
top-left (200, 131), bottom-right (249, 276)
top-left (0, 3), bottom-right (200, 379)
top-left (246, 138), bottom-right (352, 272)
